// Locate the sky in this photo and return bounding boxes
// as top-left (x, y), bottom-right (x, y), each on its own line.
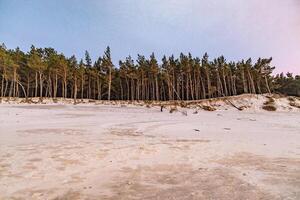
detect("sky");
top-left (0, 0), bottom-right (299, 74)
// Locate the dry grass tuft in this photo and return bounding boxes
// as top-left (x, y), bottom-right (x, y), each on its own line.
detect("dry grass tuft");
top-left (200, 105), bottom-right (216, 111)
top-left (262, 105), bottom-right (277, 111)
top-left (287, 96), bottom-right (300, 109)
top-left (262, 96), bottom-right (277, 111)
top-left (287, 97), bottom-right (296, 102)
top-left (180, 101), bottom-right (188, 108)
top-left (264, 96), bottom-right (275, 105)
top-left (144, 100), bottom-right (153, 104)
top-left (272, 93), bottom-right (285, 99)
top-left (20, 98), bottom-right (34, 104)
top-left (289, 102), bottom-right (300, 109)
top-left (239, 106), bottom-right (249, 110)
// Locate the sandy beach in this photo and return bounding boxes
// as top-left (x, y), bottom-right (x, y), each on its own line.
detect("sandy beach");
top-left (0, 98), bottom-right (299, 199)
top-left (1, 0), bottom-right (300, 199)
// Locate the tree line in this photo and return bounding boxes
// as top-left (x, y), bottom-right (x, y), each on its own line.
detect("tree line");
top-left (0, 43), bottom-right (299, 102)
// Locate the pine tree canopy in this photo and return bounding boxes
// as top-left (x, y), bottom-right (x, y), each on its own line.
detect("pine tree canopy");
top-left (0, 44), bottom-right (299, 101)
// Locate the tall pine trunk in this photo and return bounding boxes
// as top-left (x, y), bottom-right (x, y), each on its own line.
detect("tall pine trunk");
top-left (35, 72), bottom-right (38, 97)
top-left (74, 75), bottom-right (77, 103)
top-left (108, 67), bottom-right (112, 101)
top-left (39, 71), bottom-right (43, 101)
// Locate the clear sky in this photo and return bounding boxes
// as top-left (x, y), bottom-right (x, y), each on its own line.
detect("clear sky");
top-left (0, 0), bottom-right (299, 74)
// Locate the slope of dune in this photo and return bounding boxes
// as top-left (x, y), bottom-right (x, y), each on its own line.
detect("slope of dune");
top-left (1, 94), bottom-right (299, 112)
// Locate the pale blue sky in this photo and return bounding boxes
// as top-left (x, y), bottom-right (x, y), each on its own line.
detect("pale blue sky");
top-left (0, 0), bottom-right (299, 73)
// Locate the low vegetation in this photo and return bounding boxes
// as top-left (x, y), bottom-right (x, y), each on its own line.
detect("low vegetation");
top-left (287, 97), bottom-right (295, 102)
top-left (262, 97), bottom-right (277, 111)
top-left (200, 105), bottom-right (216, 111)
top-left (264, 96), bottom-right (275, 105)
top-left (262, 105), bottom-right (277, 111)
top-left (288, 97), bottom-right (300, 109)
top-left (289, 102), bottom-right (300, 109)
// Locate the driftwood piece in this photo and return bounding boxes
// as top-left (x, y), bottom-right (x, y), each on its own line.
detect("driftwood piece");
top-left (226, 100), bottom-right (243, 111)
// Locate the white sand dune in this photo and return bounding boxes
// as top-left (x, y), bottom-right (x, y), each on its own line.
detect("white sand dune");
top-left (0, 94), bottom-right (299, 199)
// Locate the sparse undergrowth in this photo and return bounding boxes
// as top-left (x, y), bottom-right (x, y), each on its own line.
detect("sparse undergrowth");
top-left (289, 102), bottom-right (300, 109)
top-left (288, 97), bottom-right (300, 109)
top-left (200, 105), bottom-right (216, 111)
top-left (287, 97), bottom-right (295, 102)
top-left (264, 96), bottom-right (275, 105)
top-left (262, 105), bottom-right (277, 111)
top-left (180, 101), bottom-right (188, 108)
top-left (262, 96), bottom-right (277, 111)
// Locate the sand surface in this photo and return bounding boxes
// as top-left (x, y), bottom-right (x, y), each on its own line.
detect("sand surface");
top-left (0, 103), bottom-right (299, 199)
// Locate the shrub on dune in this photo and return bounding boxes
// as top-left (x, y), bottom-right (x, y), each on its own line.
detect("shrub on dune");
top-left (262, 96), bottom-right (277, 111)
top-left (262, 105), bottom-right (277, 111)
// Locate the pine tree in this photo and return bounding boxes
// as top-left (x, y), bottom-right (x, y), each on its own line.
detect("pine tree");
top-left (69, 55), bottom-right (78, 102)
top-left (28, 45), bottom-right (46, 101)
top-left (102, 46), bottom-right (113, 100)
